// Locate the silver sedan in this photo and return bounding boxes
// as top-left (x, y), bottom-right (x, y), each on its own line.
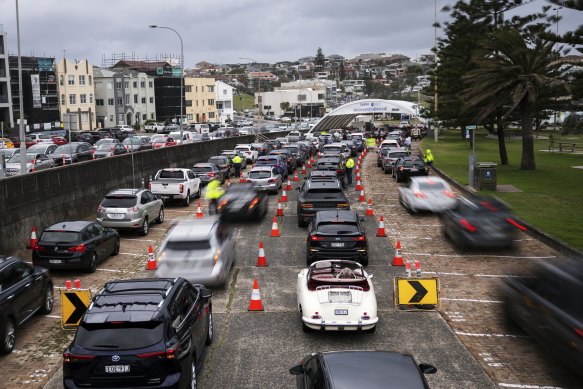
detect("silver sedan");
top-left (5, 153), bottom-right (55, 175)
top-left (246, 166), bottom-right (282, 194)
top-left (399, 176), bottom-right (458, 213)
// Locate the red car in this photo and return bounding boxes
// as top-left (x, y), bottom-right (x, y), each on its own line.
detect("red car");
top-left (51, 136), bottom-right (68, 145)
top-left (10, 137), bottom-right (36, 148)
top-left (152, 137), bottom-right (177, 149)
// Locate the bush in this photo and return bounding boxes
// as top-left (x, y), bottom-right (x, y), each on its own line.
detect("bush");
top-left (561, 114), bottom-right (583, 135)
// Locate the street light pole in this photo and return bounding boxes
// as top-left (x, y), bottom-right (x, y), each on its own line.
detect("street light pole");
top-left (433, 0), bottom-right (439, 143)
top-left (552, 7), bottom-right (562, 132)
top-left (15, 0), bottom-right (27, 173)
top-left (149, 25), bottom-right (184, 143)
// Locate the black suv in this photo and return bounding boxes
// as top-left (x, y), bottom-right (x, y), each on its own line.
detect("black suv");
top-left (392, 156), bottom-right (429, 182)
top-left (0, 256), bottom-right (53, 354)
top-left (63, 278), bottom-right (213, 389)
top-left (296, 178), bottom-right (349, 227)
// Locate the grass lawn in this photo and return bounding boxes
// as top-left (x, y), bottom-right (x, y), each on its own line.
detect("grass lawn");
top-left (421, 130), bottom-right (583, 251)
top-left (233, 93), bottom-right (255, 112)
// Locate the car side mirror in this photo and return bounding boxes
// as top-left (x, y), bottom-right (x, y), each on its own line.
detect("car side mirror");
top-left (419, 363), bottom-right (437, 375)
top-left (201, 288), bottom-right (213, 299)
top-left (289, 364), bottom-right (304, 375)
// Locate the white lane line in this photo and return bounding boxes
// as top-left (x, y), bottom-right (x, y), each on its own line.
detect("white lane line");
top-left (149, 228), bottom-right (168, 231)
top-left (424, 270), bottom-right (527, 278)
top-left (121, 238), bottom-right (156, 242)
top-left (455, 331), bottom-right (529, 339)
top-left (47, 315), bottom-right (60, 319)
top-left (120, 252), bottom-right (144, 256)
top-left (402, 253), bottom-right (556, 259)
top-left (499, 384), bottom-right (567, 389)
top-left (97, 268), bottom-right (124, 273)
top-left (442, 297), bottom-right (504, 303)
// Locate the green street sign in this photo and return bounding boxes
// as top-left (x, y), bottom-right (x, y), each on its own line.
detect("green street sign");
top-left (466, 125), bottom-right (477, 130)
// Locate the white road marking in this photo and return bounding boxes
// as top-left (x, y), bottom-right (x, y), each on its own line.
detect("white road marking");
top-left (442, 297), bottom-right (504, 303)
top-left (499, 384), bottom-right (567, 389)
top-left (425, 270), bottom-right (527, 278)
top-left (120, 252), bottom-right (144, 256)
top-left (121, 238), bottom-right (156, 242)
top-left (455, 331), bottom-right (529, 339)
top-left (96, 268), bottom-right (124, 273)
top-left (47, 315), bottom-right (60, 319)
top-left (402, 252), bottom-right (556, 259)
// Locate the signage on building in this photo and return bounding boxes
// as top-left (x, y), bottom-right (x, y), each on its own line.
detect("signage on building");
top-left (171, 67), bottom-right (182, 77)
top-left (47, 75), bottom-right (56, 84)
top-left (351, 101), bottom-right (389, 114)
top-left (36, 58), bottom-right (53, 72)
top-left (31, 74), bottom-right (42, 108)
top-left (156, 67), bottom-right (182, 77)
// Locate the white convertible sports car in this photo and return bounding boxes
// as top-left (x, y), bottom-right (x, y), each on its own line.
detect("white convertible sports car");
top-left (399, 176), bottom-right (458, 213)
top-left (297, 260), bottom-right (378, 332)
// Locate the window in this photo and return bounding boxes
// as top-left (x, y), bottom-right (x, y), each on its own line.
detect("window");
top-left (142, 114), bottom-right (147, 121)
top-left (208, 112), bottom-right (215, 119)
top-left (89, 94), bottom-right (93, 104)
top-left (318, 94), bottom-right (325, 100)
top-left (185, 85), bottom-right (192, 92)
top-left (59, 75), bottom-right (64, 86)
top-left (141, 97), bottom-right (146, 104)
top-left (134, 94), bottom-right (138, 104)
top-left (148, 81), bottom-right (153, 88)
top-left (224, 101), bottom-right (231, 109)
top-left (61, 94), bottom-right (65, 105)
top-left (88, 75), bottom-right (92, 85)
top-left (69, 94), bottom-right (76, 104)
top-left (185, 100), bottom-right (192, 107)
top-left (202, 100), bottom-right (205, 106)
top-left (133, 81), bottom-right (138, 88)
top-left (79, 75), bottom-right (86, 85)
top-left (150, 113), bottom-right (155, 119)
top-left (196, 100), bottom-right (199, 106)
top-left (207, 85), bottom-right (214, 92)
top-left (96, 99), bottom-right (104, 106)
top-left (109, 115), bottom-right (114, 122)
top-left (68, 75), bottom-right (75, 85)
top-left (124, 81), bottom-right (129, 88)
top-left (115, 81), bottom-right (122, 89)
top-left (80, 94), bottom-right (87, 104)
top-left (223, 89), bottom-right (227, 95)
top-left (140, 81), bottom-right (146, 88)
top-left (195, 86), bottom-right (198, 92)
top-left (125, 94), bottom-right (130, 104)
top-left (108, 98), bottom-right (114, 106)
top-left (116, 97), bottom-right (123, 106)
top-left (208, 99), bottom-right (214, 105)
top-left (149, 97), bottom-right (154, 103)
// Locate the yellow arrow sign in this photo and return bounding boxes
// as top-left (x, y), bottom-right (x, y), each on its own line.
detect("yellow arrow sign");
top-left (61, 289), bottom-right (92, 329)
top-left (396, 278), bottom-right (439, 305)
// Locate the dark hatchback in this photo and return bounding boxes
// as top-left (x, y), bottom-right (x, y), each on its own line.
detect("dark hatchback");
top-left (51, 142), bottom-right (93, 165)
top-left (297, 179), bottom-right (349, 227)
top-left (306, 210), bottom-right (368, 266)
top-left (505, 258), bottom-right (583, 376)
top-left (441, 197), bottom-right (526, 249)
top-left (269, 150), bottom-right (296, 174)
top-left (218, 183), bottom-right (268, 221)
top-left (392, 156), bottom-right (429, 182)
top-left (0, 256), bottom-right (53, 354)
top-left (63, 278), bottom-right (213, 389)
top-left (255, 155), bottom-right (288, 178)
top-left (208, 155), bottom-right (234, 178)
top-left (191, 163), bottom-right (224, 185)
top-left (314, 156), bottom-right (346, 183)
top-left (290, 351), bottom-right (436, 389)
top-left (32, 221), bottom-right (120, 273)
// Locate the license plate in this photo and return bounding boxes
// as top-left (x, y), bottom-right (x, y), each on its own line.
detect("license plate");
top-left (160, 195), bottom-right (170, 199)
top-left (335, 309), bottom-right (348, 315)
top-left (105, 365), bottom-right (130, 373)
top-left (411, 168), bottom-right (418, 172)
top-left (49, 259), bottom-right (62, 264)
top-left (108, 213), bottom-right (125, 219)
top-left (331, 242), bottom-right (345, 248)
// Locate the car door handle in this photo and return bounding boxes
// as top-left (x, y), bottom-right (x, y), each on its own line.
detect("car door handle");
top-left (7, 294), bottom-right (14, 300)
top-left (25, 283), bottom-right (31, 288)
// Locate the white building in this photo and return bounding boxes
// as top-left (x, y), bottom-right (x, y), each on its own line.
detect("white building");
top-left (257, 88), bottom-right (325, 118)
top-left (0, 25), bottom-right (14, 129)
top-left (340, 80), bottom-right (365, 95)
top-left (56, 58), bottom-right (97, 130)
top-left (215, 80), bottom-right (234, 124)
top-left (93, 67), bottom-right (156, 129)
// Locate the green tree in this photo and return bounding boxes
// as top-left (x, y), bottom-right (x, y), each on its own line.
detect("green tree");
top-left (280, 101), bottom-right (290, 113)
top-left (314, 47), bottom-right (326, 69)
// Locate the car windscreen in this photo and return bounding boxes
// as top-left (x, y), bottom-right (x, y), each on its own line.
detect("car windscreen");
top-left (75, 322), bottom-right (163, 350)
top-left (418, 181), bottom-right (447, 190)
top-left (306, 188), bottom-right (343, 199)
top-left (166, 240), bottom-right (212, 250)
top-left (249, 171), bottom-right (271, 179)
top-left (101, 195), bottom-right (137, 208)
top-left (40, 231), bottom-right (81, 243)
top-left (96, 144), bottom-right (114, 151)
top-left (323, 146), bottom-right (342, 153)
top-left (316, 222), bottom-right (359, 235)
top-left (192, 166), bottom-right (212, 173)
top-left (8, 154), bottom-right (34, 163)
top-left (158, 170), bottom-right (184, 179)
top-left (283, 147), bottom-right (299, 153)
top-left (122, 138), bottom-right (140, 145)
top-left (316, 163), bottom-right (340, 170)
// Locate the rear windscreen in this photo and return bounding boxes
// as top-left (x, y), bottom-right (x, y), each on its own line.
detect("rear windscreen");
top-left (101, 196), bottom-right (137, 208)
top-left (208, 158), bottom-right (225, 165)
top-left (323, 147), bottom-right (341, 153)
top-left (192, 167), bottom-right (212, 173)
top-left (249, 171), bottom-right (271, 179)
top-left (388, 152), bottom-right (408, 159)
top-left (166, 240), bottom-right (211, 250)
top-left (316, 163), bottom-right (339, 170)
top-left (257, 159), bottom-right (277, 165)
top-left (316, 222), bottom-right (359, 234)
top-left (418, 181), bottom-right (446, 190)
top-left (307, 188), bottom-right (343, 198)
top-left (41, 231), bottom-right (81, 243)
top-left (75, 322), bottom-right (163, 350)
top-left (158, 170), bottom-right (184, 179)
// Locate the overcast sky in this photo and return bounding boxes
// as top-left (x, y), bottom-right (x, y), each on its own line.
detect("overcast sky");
top-left (0, 0), bottom-right (580, 67)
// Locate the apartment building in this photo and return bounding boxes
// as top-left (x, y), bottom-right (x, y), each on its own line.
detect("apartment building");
top-left (56, 58), bottom-right (96, 130)
top-left (0, 25), bottom-right (13, 130)
top-left (215, 80), bottom-right (234, 124)
top-left (184, 77), bottom-right (217, 123)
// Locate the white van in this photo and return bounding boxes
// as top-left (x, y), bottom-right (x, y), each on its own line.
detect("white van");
top-left (187, 123), bottom-right (210, 134)
top-left (168, 131), bottom-right (195, 144)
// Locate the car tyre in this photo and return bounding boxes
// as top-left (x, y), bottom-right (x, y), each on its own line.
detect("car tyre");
top-left (87, 252), bottom-right (98, 273)
top-left (183, 191), bottom-right (191, 207)
top-left (139, 217), bottom-right (149, 236)
top-left (156, 207), bottom-right (165, 224)
top-left (0, 318), bottom-right (16, 355)
top-left (38, 285), bottom-right (54, 314)
top-left (205, 309), bottom-right (213, 345)
top-left (112, 238), bottom-right (120, 256)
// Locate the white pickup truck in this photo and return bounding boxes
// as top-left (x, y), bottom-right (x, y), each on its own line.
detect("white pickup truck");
top-left (149, 168), bottom-right (201, 206)
top-left (234, 144), bottom-right (259, 164)
top-left (144, 122), bottom-right (165, 133)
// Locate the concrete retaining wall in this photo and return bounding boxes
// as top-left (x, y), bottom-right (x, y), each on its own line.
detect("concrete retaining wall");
top-left (0, 133), bottom-right (286, 254)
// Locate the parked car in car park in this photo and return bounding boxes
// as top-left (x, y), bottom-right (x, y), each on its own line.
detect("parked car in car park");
top-left (5, 153), bottom-right (55, 175)
top-left (122, 136), bottom-right (152, 152)
top-left (51, 142), bottom-right (93, 165)
top-left (50, 136), bottom-right (68, 145)
top-left (144, 122), bottom-right (165, 133)
top-left (25, 143), bottom-right (58, 155)
top-left (92, 138), bottom-right (120, 150)
top-left (152, 137), bottom-right (177, 149)
top-left (93, 143), bottom-right (127, 158)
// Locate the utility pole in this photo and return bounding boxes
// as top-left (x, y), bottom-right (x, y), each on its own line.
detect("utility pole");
top-left (16, 0), bottom-right (27, 173)
top-left (433, 0), bottom-right (438, 143)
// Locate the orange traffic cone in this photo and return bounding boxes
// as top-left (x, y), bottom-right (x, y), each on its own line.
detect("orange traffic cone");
top-left (355, 178), bottom-right (363, 191)
top-left (356, 167), bottom-right (360, 174)
top-left (307, 160), bottom-right (312, 168)
top-left (31, 159), bottom-right (36, 172)
top-left (392, 241), bottom-right (404, 266)
top-left (293, 170), bottom-right (299, 182)
top-left (146, 246), bottom-right (157, 270)
top-left (196, 201), bottom-right (204, 218)
top-left (377, 216), bottom-right (386, 237)
top-left (301, 165), bottom-right (307, 174)
top-left (257, 241), bottom-right (268, 267)
top-left (276, 199), bottom-right (284, 216)
top-left (28, 226), bottom-right (38, 249)
top-left (248, 278), bottom-right (264, 311)
top-left (286, 179), bottom-right (292, 191)
top-left (359, 189), bottom-right (365, 202)
top-left (239, 172), bottom-right (245, 183)
top-left (281, 189), bottom-right (288, 202)
top-left (271, 216), bottom-right (280, 237)
top-left (366, 198), bottom-right (374, 216)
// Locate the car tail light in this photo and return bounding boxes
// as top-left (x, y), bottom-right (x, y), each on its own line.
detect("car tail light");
top-left (267, 178), bottom-right (276, 183)
top-left (63, 353), bottom-right (96, 363)
top-left (361, 312), bottom-right (371, 320)
top-left (414, 192), bottom-right (427, 198)
top-left (207, 172), bottom-right (216, 177)
top-left (337, 203), bottom-right (350, 208)
top-left (179, 184), bottom-right (184, 193)
top-left (248, 197), bottom-right (260, 209)
top-left (310, 235), bottom-right (324, 241)
top-left (32, 244), bottom-right (45, 251)
top-left (506, 218), bottom-right (527, 231)
top-left (67, 244), bottom-right (86, 253)
top-left (575, 328), bottom-right (583, 338)
top-left (311, 312), bottom-right (321, 319)
top-left (443, 190), bottom-right (456, 198)
top-left (459, 218), bottom-right (477, 233)
top-left (97, 206), bottom-right (106, 213)
top-left (301, 203), bottom-right (313, 208)
top-left (137, 346), bottom-right (178, 359)
top-left (351, 235), bottom-right (366, 241)
top-left (127, 206), bottom-right (139, 212)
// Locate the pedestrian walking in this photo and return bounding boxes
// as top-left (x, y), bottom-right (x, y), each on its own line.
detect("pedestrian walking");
top-left (345, 156), bottom-right (355, 185)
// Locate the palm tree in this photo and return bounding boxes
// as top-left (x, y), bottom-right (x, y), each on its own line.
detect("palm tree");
top-left (462, 28), bottom-right (567, 170)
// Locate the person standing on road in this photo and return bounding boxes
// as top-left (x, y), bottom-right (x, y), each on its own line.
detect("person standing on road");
top-left (423, 149), bottom-right (434, 167)
top-left (205, 178), bottom-right (225, 214)
top-left (232, 154), bottom-right (243, 178)
top-left (345, 156), bottom-right (355, 185)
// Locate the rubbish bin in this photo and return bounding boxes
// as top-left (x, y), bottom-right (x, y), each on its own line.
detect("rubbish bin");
top-left (474, 162), bottom-right (497, 191)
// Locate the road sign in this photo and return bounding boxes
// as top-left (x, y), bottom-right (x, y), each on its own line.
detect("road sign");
top-left (395, 277), bottom-right (439, 306)
top-left (466, 125), bottom-right (477, 130)
top-left (61, 289), bottom-right (91, 329)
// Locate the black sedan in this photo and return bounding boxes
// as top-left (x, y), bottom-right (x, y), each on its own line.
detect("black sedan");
top-left (0, 256), bottom-right (53, 354)
top-left (51, 142), bottom-right (93, 165)
top-left (306, 210), bottom-right (368, 266)
top-left (290, 351), bottom-right (436, 389)
top-left (218, 183), bottom-right (268, 221)
top-left (441, 196), bottom-right (526, 249)
top-left (392, 156), bottom-right (429, 182)
top-left (32, 221), bottom-right (120, 273)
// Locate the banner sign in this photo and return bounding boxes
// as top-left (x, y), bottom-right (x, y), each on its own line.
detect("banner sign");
top-left (31, 74), bottom-right (42, 108)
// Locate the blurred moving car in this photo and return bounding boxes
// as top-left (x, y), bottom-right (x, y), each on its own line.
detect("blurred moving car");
top-left (51, 142), bottom-right (93, 165)
top-left (399, 176), bottom-right (458, 213)
top-left (218, 183), bottom-right (268, 221)
top-left (246, 166), bottom-right (282, 194)
top-left (505, 258), bottom-right (583, 376)
top-left (63, 278), bottom-right (213, 389)
top-left (5, 153), bottom-right (55, 175)
top-left (155, 218), bottom-right (235, 288)
top-left (192, 163), bottom-right (225, 185)
top-left (290, 351), bottom-right (436, 388)
top-left (441, 196), bottom-right (527, 249)
top-left (32, 221), bottom-right (120, 273)
top-left (93, 143), bottom-right (127, 158)
top-left (0, 256), bottom-right (53, 354)
top-left (97, 188), bottom-right (164, 235)
top-left (296, 260), bottom-right (377, 332)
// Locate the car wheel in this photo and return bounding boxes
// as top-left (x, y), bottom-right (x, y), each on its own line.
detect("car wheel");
top-left (383, 167), bottom-right (389, 174)
top-left (156, 207), bottom-right (164, 224)
top-left (183, 192), bottom-right (191, 206)
top-left (0, 318), bottom-right (16, 354)
top-left (139, 217), bottom-right (149, 236)
top-left (196, 186), bottom-right (202, 199)
top-left (189, 358), bottom-right (197, 389)
top-left (87, 252), bottom-right (98, 273)
top-left (112, 238), bottom-right (120, 256)
top-left (39, 285), bottom-right (54, 314)
top-left (205, 309), bottom-right (213, 345)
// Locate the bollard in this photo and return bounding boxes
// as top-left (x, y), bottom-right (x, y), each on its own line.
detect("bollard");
top-left (74, 279), bottom-right (81, 289)
top-left (415, 260), bottom-right (421, 277)
top-left (65, 280), bottom-right (72, 290)
top-left (405, 261), bottom-right (412, 278)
